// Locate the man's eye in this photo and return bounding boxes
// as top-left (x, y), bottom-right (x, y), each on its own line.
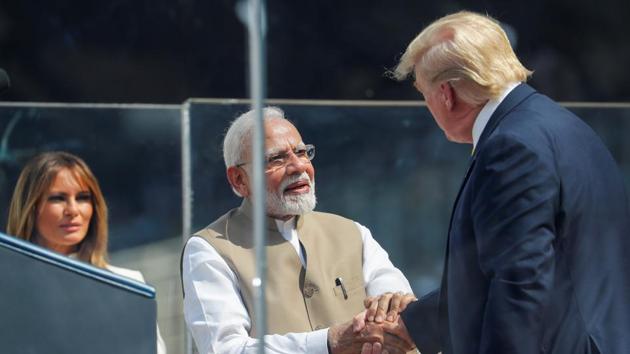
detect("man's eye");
top-left (267, 154), bottom-right (286, 165)
top-left (294, 148), bottom-right (307, 157)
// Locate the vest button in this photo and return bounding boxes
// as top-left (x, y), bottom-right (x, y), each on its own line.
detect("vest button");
top-left (303, 283), bottom-right (319, 298)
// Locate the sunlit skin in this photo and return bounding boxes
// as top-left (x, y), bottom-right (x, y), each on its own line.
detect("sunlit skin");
top-left (227, 118), bottom-right (315, 220)
top-left (413, 66), bottom-right (482, 144)
top-left (35, 168), bottom-right (93, 255)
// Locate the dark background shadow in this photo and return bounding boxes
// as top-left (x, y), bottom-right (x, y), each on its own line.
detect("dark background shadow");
top-left (0, 0), bottom-right (628, 103)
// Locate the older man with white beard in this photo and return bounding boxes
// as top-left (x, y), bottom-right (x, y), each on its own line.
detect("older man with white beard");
top-left (181, 107), bottom-right (417, 354)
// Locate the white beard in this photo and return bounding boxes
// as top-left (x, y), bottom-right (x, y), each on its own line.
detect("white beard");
top-left (266, 172), bottom-right (316, 216)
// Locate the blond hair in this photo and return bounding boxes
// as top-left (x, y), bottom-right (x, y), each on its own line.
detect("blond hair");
top-left (7, 151), bottom-right (109, 268)
top-left (394, 11), bottom-right (532, 105)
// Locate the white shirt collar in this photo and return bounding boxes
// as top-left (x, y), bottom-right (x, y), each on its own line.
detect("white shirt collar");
top-left (274, 216), bottom-right (306, 266)
top-left (472, 82), bottom-right (520, 148)
top-left (274, 217), bottom-right (296, 238)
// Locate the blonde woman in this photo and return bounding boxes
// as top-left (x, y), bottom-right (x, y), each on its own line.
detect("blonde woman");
top-left (7, 151), bottom-right (166, 354)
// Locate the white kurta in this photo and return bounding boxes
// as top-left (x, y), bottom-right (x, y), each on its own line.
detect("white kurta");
top-left (182, 219), bottom-right (413, 354)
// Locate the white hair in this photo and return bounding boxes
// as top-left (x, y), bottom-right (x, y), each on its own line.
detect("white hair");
top-left (223, 106), bottom-right (286, 168)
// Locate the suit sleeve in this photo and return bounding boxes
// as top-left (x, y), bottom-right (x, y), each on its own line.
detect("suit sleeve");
top-left (472, 133), bottom-right (558, 354)
top-left (401, 289), bottom-right (442, 354)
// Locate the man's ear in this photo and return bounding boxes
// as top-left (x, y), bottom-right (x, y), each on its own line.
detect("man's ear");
top-left (226, 166), bottom-right (250, 197)
top-left (439, 81), bottom-right (455, 111)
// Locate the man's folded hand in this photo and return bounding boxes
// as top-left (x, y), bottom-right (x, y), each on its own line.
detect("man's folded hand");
top-left (328, 318), bottom-right (384, 354)
top-left (363, 292), bottom-right (417, 323)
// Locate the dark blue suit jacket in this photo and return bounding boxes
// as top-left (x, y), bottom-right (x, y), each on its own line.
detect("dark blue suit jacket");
top-left (402, 84), bottom-right (630, 354)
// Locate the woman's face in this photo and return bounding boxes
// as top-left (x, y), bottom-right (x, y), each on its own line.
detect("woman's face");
top-left (35, 168), bottom-right (94, 255)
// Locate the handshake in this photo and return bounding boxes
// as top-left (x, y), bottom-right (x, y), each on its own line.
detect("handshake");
top-left (327, 292), bottom-right (418, 354)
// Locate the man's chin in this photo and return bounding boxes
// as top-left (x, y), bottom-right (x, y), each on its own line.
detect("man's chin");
top-left (284, 195), bottom-right (316, 215)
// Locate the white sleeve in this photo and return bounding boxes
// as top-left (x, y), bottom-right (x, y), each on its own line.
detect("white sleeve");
top-left (182, 237), bottom-right (329, 354)
top-left (357, 222), bottom-right (414, 296)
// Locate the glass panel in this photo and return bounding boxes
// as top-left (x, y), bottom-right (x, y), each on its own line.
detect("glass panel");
top-left (3, 100), bottom-right (629, 354)
top-left (186, 100), bottom-right (468, 299)
top-left (0, 103), bottom-right (183, 354)
top-left (570, 105), bottom-right (630, 186)
top-left (187, 100), bottom-right (630, 300)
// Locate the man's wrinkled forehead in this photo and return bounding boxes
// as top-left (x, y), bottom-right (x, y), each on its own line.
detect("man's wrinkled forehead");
top-left (264, 119), bottom-right (304, 149)
top-left (263, 116), bottom-right (296, 132)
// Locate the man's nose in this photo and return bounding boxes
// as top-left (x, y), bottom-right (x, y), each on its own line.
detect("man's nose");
top-left (285, 152), bottom-right (308, 174)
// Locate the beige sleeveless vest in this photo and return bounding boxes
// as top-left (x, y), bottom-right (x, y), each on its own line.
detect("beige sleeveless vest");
top-left (193, 200), bottom-right (366, 336)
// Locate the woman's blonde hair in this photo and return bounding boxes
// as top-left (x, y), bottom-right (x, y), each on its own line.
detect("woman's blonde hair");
top-left (7, 151), bottom-right (109, 268)
top-left (394, 11), bottom-right (532, 105)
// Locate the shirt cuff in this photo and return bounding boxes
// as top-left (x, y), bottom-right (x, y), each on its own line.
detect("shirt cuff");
top-left (305, 328), bottom-right (329, 354)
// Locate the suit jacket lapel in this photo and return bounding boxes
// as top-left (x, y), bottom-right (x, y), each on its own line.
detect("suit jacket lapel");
top-left (449, 83), bottom-right (537, 220)
top-left (439, 83), bottom-right (539, 343)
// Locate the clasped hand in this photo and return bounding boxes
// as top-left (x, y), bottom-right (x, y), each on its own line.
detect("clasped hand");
top-left (328, 292), bottom-right (417, 354)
